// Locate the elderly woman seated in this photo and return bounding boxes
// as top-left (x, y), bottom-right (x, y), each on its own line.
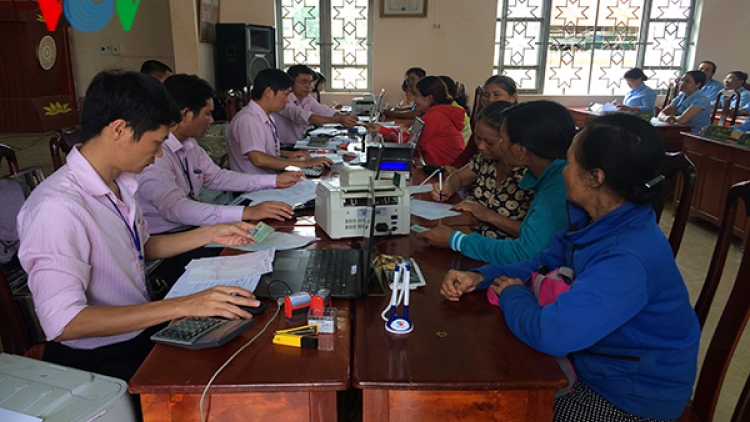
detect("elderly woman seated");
top-left (439, 114), bottom-right (700, 422)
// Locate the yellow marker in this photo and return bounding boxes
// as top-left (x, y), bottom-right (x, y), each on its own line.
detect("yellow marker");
top-left (275, 325), bottom-right (318, 336)
top-left (273, 333), bottom-right (318, 349)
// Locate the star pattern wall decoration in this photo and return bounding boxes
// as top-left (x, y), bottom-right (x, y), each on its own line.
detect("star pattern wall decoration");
top-left (600, 63), bottom-right (627, 89)
top-left (504, 21), bottom-right (537, 66)
top-left (281, 0), bottom-right (320, 65)
top-left (651, 21), bottom-right (685, 67)
top-left (506, 0), bottom-right (541, 19)
top-left (279, 0), bottom-right (371, 90)
top-left (652, 0), bottom-right (691, 19)
top-left (331, 0), bottom-right (368, 87)
top-left (495, 0), bottom-right (691, 94)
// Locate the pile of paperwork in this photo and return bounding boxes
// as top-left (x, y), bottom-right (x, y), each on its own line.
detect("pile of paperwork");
top-left (233, 180), bottom-right (317, 207)
top-left (164, 249), bottom-right (275, 298)
top-left (410, 199), bottom-right (461, 220)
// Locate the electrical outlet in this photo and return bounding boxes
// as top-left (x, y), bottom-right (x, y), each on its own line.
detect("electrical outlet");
top-left (99, 44), bottom-right (111, 55)
top-left (111, 44), bottom-right (120, 56)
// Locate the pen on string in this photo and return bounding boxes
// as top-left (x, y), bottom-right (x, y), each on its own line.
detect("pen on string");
top-left (410, 257), bottom-right (425, 286)
top-left (413, 168), bottom-right (443, 191)
top-left (439, 171), bottom-right (443, 202)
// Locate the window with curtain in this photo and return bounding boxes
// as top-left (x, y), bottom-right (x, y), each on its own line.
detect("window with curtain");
top-left (276, 0), bottom-right (372, 92)
top-left (494, 0), bottom-right (695, 95)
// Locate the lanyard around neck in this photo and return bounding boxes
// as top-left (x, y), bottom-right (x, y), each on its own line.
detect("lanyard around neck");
top-left (177, 153), bottom-right (198, 200)
top-left (268, 119), bottom-right (280, 153)
top-left (105, 195), bottom-right (144, 262)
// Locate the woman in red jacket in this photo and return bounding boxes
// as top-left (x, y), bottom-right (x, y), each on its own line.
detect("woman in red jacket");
top-left (414, 76), bottom-right (467, 166)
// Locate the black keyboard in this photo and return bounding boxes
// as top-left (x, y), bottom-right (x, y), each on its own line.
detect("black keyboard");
top-left (300, 166), bottom-right (324, 177)
top-left (301, 250), bottom-right (353, 296)
top-left (150, 317), bottom-right (255, 350)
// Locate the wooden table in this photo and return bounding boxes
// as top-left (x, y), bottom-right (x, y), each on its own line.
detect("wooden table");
top-left (567, 106), bottom-right (692, 152)
top-left (130, 171), bottom-right (566, 421)
top-left (129, 224), bottom-right (351, 422)
top-left (680, 132), bottom-right (750, 240)
top-left (353, 234), bottom-right (567, 421)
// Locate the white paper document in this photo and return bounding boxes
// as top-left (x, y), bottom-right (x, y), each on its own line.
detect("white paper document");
top-left (184, 249), bottom-right (275, 282)
top-left (206, 232), bottom-right (319, 252)
top-left (410, 199), bottom-right (461, 220)
top-left (165, 272), bottom-right (262, 299)
top-left (600, 102), bottom-right (619, 112)
top-left (408, 184), bottom-right (433, 195)
top-left (310, 152), bottom-right (344, 164)
top-left (233, 180), bottom-right (317, 207)
top-left (308, 127), bottom-right (346, 137)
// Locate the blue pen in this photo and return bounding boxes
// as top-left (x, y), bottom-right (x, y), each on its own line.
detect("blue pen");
top-left (438, 171), bottom-right (443, 202)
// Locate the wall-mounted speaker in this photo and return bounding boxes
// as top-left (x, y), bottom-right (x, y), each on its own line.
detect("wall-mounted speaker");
top-left (215, 23), bottom-right (276, 92)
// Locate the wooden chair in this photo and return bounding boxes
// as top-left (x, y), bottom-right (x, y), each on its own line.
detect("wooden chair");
top-left (710, 89), bottom-right (741, 127)
top-left (49, 126), bottom-right (81, 171)
top-left (731, 376), bottom-right (750, 422)
top-left (678, 180), bottom-right (750, 421)
top-left (653, 152), bottom-right (697, 257)
top-left (469, 85), bottom-right (485, 130)
top-left (0, 143), bottom-right (19, 175)
top-left (0, 268), bottom-right (44, 359)
top-left (224, 89), bottom-right (244, 122)
top-left (455, 80), bottom-right (466, 100)
top-left (661, 81), bottom-right (679, 110)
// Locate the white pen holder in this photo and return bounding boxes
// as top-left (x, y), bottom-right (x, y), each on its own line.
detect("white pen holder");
top-left (383, 264), bottom-right (414, 334)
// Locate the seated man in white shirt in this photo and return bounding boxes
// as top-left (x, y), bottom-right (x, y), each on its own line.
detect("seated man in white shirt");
top-left (17, 70), bottom-right (261, 381)
top-left (137, 74), bottom-right (300, 235)
top-left (272, 64), bottom-right (359, 146)
top-left (226, 68), bottom-right (334, 175)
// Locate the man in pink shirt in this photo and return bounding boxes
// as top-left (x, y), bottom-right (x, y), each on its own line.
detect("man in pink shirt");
top-left (17, 71), bottom-right (261, 381)
top-left (226, 68), bottom-right (334, 174)
top-left (273, 64), bottom-right (359, 145)
top-left (137, 74), bottom-right (301, 235)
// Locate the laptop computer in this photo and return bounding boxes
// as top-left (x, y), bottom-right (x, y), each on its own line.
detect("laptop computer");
top-left (254, 178), bottom-right (378, 300)
top-left (359, 89), bottom-right (385, 123)
top-left (407, 116), bottom-right (425, 147)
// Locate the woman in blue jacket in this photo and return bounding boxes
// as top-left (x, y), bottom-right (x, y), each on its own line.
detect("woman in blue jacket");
top-left (615, 67), bottom-right (657, 115)
top-left (440, 114), bottom-right (700, 421)
top-left (418, 101), bottom-right (575, 266)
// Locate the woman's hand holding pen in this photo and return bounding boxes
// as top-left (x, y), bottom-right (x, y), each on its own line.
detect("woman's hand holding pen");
top-left (431, 178), bottom-right (455, 202)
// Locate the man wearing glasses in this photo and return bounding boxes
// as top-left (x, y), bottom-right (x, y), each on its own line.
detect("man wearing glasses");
top-left (272, 64), bottom-right (359, 146)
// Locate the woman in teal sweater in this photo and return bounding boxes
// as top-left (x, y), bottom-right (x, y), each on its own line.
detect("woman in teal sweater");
top-left (417, 101), bottom-right (575, 265)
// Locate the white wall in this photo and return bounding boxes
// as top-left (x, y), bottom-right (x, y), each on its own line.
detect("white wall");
top-left (61, 0), bottom-right (749, 107)
top-left (69, 0), bottom-right (174, 99)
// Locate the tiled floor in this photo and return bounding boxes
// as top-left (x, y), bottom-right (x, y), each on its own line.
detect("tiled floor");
top-left (1, 131), bottom-right (748, 421)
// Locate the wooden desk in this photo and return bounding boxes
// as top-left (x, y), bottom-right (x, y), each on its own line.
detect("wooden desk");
top-left (130, 175), bottom-right (564, 421)
top-left (129, 226), bottom-right (351, 422)
top-left (680, 132), bottom-right (750, 240)
top-left (353, 234), bottom-right (567, 421)
top-left (711, 112), bottom-right (747, 127)
top-left (567, 106), bottom-right (692, 152)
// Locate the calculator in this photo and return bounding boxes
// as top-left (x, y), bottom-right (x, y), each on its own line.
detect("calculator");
top-left (150, 317), bottom-right (255, 350)
top-left (300, 165), bottom-right (324, 177)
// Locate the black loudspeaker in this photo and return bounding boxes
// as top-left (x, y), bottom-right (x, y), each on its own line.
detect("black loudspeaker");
top-left (215, 24), bottom-right (276, 91)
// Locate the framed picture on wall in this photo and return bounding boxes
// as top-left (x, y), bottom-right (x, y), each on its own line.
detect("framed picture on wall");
top-left (381, 0), bottom-right (427, 18)
top-left (200, 0), bottom-right (220, 43)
